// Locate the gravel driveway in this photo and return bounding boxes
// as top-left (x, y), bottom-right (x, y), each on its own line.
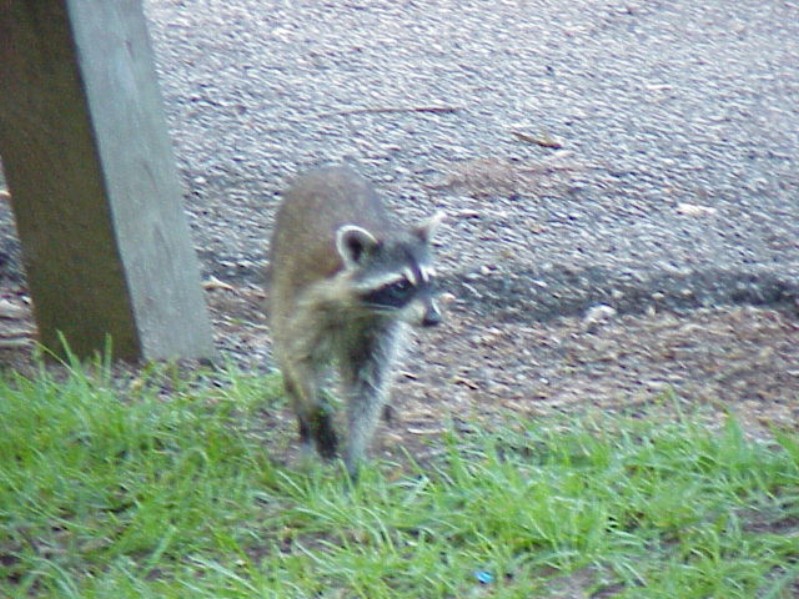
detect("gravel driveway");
top-left (1, 1), bottom-right (798, 441)
top-left (144, 0), bottom-right (799, 295)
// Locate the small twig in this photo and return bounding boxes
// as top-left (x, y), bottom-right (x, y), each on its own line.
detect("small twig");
top-left (318, 105), bottom-right (461, 118)
top-left (203, 275), bottom-right (237, 292)
top-left (510, 129), bottom-right (564, 148)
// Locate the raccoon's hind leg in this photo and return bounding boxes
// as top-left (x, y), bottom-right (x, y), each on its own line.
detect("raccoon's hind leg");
top-left (340, 323), bottom-right (403, 478)
top-left (282, 361), bottom-right (338, 460)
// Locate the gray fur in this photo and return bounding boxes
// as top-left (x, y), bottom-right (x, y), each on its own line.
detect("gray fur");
top-left (268, 166), bottom-right (443, 478)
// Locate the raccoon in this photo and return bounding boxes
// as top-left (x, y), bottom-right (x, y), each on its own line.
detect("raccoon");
top-left (269, 166), bottom-right (444, 478)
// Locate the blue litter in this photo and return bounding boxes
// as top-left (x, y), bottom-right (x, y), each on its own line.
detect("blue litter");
top-left (474, 570), bottom-right (494, 584)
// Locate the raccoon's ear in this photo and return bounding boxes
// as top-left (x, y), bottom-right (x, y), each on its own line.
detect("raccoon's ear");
top-left (413, 211), bottom-right (446, 243)
top-left (336, 225), bottom-right (380, 268)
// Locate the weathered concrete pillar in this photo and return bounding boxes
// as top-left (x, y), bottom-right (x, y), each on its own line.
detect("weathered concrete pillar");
top-left (0, 0), bottom-right (215, 360)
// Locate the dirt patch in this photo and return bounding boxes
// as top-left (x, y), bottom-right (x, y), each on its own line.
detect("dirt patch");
top-left (2, 269), bottom-right (795, 469)
top-left (202, 280), bottom-right (799, 466)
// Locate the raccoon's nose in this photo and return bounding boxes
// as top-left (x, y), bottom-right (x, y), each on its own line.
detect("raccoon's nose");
top-left (422, 306), bottom-right (442, 327)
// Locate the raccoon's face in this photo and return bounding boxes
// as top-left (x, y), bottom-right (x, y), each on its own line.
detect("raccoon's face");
top-left (335, 213), bottom-right (444, 327)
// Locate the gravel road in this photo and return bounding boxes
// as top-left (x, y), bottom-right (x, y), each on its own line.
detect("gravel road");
top-left (1, 1), bottom-right (797, 438)
top-left (141, 0), bottom-right (799, 318)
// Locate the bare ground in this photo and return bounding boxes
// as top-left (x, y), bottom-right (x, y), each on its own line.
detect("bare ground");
top-left (204, 280), bottom-right (799, 466)
top-left (1, 251), bottom-right (796, 467)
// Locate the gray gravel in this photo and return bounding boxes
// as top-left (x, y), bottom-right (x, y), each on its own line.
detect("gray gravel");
top-left (139, 0), bottom-right (799, 322)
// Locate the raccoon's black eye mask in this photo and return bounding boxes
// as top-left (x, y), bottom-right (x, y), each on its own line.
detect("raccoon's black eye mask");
top-left (362, 277), bottom-right (417, 309)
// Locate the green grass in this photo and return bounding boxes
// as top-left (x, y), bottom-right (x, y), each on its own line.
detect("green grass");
top-left (0, 358), bottom-right (797, 598)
